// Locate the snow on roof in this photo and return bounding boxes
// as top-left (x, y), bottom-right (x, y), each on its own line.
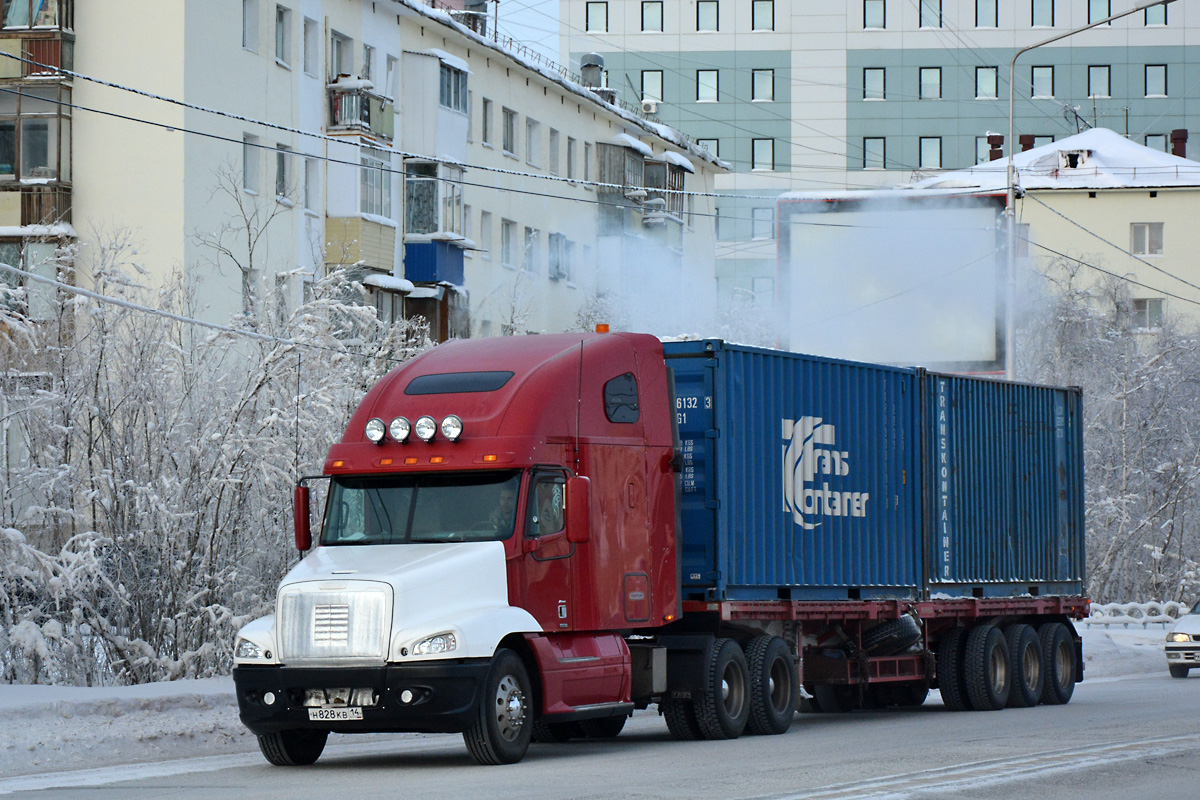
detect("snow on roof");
top-left (657, 151), bottom-right (696, 173)
top-left (610, 132), bottom-right (654, 157)
top-left (910, 128), bottom-right (1200, 191)
top-left (423, 48), bottom-right (472, 74)
top-left (361, 273), bottom-right (416, 293)
top-left (327, 77), bottom-right (375, 91)
top-left (393, 0), bottom-right (728, 172)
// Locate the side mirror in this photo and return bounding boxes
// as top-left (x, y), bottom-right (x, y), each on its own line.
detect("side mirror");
top-left (565, 476), bottom-right (591, 544)
top-left (294, 485), bottom-right (312, 551)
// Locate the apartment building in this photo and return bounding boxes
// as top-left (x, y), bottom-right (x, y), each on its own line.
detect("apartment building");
top-left (561, 0), bottom-right (1199, 311)
top-left (4, 0), bottom-right (721, 339)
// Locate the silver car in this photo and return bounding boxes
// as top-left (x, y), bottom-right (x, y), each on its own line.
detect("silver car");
top-left (1165, 603), bottom-right (1200, 678)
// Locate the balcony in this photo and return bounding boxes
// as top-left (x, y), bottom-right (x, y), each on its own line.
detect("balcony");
top-left (328, 79), bottom-right (393, 142)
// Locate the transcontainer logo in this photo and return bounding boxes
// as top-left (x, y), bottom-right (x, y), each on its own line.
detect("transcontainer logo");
top-left (782, 416), bottom-right (870, 530)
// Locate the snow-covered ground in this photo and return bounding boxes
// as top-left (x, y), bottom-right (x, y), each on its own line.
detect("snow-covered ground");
top-left (0, 626), bottom-right (1173, 784)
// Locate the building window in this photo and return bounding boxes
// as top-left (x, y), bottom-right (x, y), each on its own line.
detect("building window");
top-left (642, 0), bottom-right (663, 30)
top-left (1131, 222), bottom-right (1164, 255)
top-left (523, 227), bottom-right (539, 273)
top-left (697, 138), bottom-right (718, 157)
top-left (920, 0), bottom-right (940, 28)
top-left (275, 144), bottom-right (291, 198)
top-left (1033, 135), bottom-right (1053, 148)
top-left (440, 64), bottom-right (467, 112)
top-left (330, 31), bottom-right (351, 78)
top-left (584, 142), bottom-right (592, 181)
top-left (975, 67), bottom-right (997, 99)
top-left (567, 137), bottom-right (577, 179)
top-left (976, 136), bottom-right (990, 164)
top-left (642, 70), bottom-right (663, 101)
top-left (1032, 66), bottom-right (1054, 98)
top-left (549, 232), bottom-right (572, 281)
top-left (1146, 64), bottom-right (1167, 97)
top-left (479, 211), bottom-right (492, 259)
top-left (863, 67), bottom-right (885, 100)
top-left (502, 107), bottom-right (517, 154)
top-left (752, 0), bottom-right (773, 31)
top-left (976, 0), bottom-right (996, 27)
top-left (482, 98), bottom-right (493, 145)
top-left (1145, 134), bottom-right (1167, 151)
top-left (697, 69), bottom-right (718, 101)
top-left (863, 137), bottom-right (885, 169)
top-left (1088, 0), bottom-right (1110, 24)
top-left (752, 138), bottom-right (774, 171)
top-left (697, 0), bottom-right (718, 31)
top-left (1031, 0), bottom-right (1053, 26)
top-left (385, 56), bottom-right (398, 99)
top-left (586, 1), bottom-right (608, 31)
top-left (751, 207), bottom-right (774, 239)
top-left (302, 17), bottom-right (318, 75)
top-left (361, 149), bottom-right (391, 217)
top-left (1132, 298), bottom-right (1163, 328)
top-left (1146, 4), bottom-right (1166, 25)
top-left (501, 219), bottom-right (516, 268)
top-left (919, 137), bottom-right (941, 169)
top-left (1088, 65), bottom-right (1110, 98)
top-left (864, 0), bottom-right (885, 28)
top-left (526, 118), bottom-right (540, 166)
top-left (752, 69), bottom-right (774, 101)
top-left (303, 157), bottom-right (319, 211)
top-left (920, 67), bottom-right (941, 100)
top-left (275, 5), bottom-right (290, 65)
top-left (361, 44), bottom-right (374, 81)
top-left (549, 128), bottom-right (560, 175)
top-left (243, 0), bottom-right (258, 52)
top-left (243, 134), bottom-right (259, 192)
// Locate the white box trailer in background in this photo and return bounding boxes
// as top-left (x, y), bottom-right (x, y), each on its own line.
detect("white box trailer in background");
top-left (777, 191), bottom-right (1007, 373)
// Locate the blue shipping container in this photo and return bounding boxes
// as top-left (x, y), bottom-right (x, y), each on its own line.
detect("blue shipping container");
top-left (663, 340), bottom-right (1084, 602)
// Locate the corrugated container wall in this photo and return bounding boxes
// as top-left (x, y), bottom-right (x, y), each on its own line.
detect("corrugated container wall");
top-left (663, 341), bottom-right (1085, 602)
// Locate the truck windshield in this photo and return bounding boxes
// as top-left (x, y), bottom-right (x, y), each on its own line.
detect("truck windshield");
top-left (321, 471), bottom-right (521, 545)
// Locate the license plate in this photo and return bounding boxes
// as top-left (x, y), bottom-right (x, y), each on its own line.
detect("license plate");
top-left (308, 707), bottom-right (363, 721)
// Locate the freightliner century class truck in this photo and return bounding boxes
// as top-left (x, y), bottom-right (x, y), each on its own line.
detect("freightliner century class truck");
top-left (232, 332), bottom-right (1088, 766)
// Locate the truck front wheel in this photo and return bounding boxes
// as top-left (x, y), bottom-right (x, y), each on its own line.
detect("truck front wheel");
top-left (257, 729), bottom-right (328, 766)
top-left (464, 648), bottom-right (533, 765)
top-left (694, 638), bottom-right (750, 740)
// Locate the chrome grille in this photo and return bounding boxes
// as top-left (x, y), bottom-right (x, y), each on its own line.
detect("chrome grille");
top-left (313, 604), bottom-right (350, 646)
top-left (278, 582), bottom-right (391, 665)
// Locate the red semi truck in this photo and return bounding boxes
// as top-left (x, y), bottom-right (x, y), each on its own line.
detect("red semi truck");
top-left (233, 332), bottom-right (1088, 766)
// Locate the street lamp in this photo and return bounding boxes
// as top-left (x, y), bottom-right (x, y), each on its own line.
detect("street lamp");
top-left (1004, 0), bottom-right (1176, 380)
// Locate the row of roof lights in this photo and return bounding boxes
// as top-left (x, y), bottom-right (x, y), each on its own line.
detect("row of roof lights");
top-left (365, 415), bottom-right (463, 444)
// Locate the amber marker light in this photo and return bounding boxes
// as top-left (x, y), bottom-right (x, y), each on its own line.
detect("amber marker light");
top-left (430, 456), bottom-right (445, 464)
top-left (404, 457), bottom-right (418, 465)
top-left (663, 614), bottom-right (676, 622)
top-left (380, 458), bottom-right (393, 466)
top-left (483, 454), bottom-right (498, 462)
top-left (332, 460), bottom-right (345, 468)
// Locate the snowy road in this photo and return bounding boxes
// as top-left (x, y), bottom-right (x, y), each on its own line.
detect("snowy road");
top-left (2, 627), bottom-right (1192, 799)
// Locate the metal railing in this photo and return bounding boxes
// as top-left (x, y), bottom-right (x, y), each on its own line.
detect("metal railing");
top-left (1086, 601), bottom-right (1189, 628)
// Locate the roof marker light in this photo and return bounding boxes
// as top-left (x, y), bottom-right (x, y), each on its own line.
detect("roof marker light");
top-left (365, 418), bottom-right (386, 444)
top-left (389, 416), bottom-right (411, 443)
top-left (483, 454), bottom-right (498, 462)
top-left (415, 415), bottom-right (437, 442)
top-left (441, 415), bottom-right (463, 442)
top-left (404, 457), bottom-right (418, 465)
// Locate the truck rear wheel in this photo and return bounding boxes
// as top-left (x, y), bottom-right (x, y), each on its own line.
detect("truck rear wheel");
top-left (936, 626), bottom-right (971, 711)
top-left (964, 624), bottom-right (1010, 711)
top-left (1038, 623), bottom-right (1077, 705)
top-left (463, 648), bottom-right (533, 765)
top-left (256, 729), bottom-right (328, 766)
top-left (1004, 624), bottom-right (1043, 708)
top-left (694, 638), bottom-right (750, 739)
top-left (662, 698), bottom-right (703, 740)
top-left (744, 635), bottom-right (797, 735)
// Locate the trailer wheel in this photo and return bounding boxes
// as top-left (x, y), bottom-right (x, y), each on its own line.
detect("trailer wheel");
top-left (964, 624), bottom-right (1010, 711)
top-left (811, 684), bottom-right (857, 713)
top-left (936, 626), bottom-right (971, 711)
top-left (1004, 624), bottom-right (1043, 708)
top-left (463, 648), bottom-right (533, 765)
top-left (1169, 665), bottom-right (1190, 679)
top-left (744, 636), bottom-right (797, 735)
top-left (862, 615), bottom-right (922, 656)
top-left (579, 715), bottom-right (627, 738)
top-left (661, 698), bottom-right (703, 740)
top-left (256, 729), bottom-right (328, 766)
top-left (694, 638), bottom-right (750, 739)
top-left (1038, 623), bottom-right (1077, 705)
top-left (531, 719), bottom-right (582, 743)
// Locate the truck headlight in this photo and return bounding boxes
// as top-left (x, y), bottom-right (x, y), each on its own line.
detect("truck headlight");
top-left (365, 418), bottom-right (386, 444)
top-left (415, 416), bottom-right (437, 442)
top-left (414, 632), bottom-right (457, 655)
top-left (1168, 632), bottom-right (1192, 643)
top-left (235, 638), bottom-right (263, 659)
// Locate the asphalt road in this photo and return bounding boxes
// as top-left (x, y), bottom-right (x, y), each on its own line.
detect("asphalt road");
top-left (8, 672), bottom-right (1200, 799)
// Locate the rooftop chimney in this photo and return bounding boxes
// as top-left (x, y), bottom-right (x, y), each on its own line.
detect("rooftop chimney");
top-left (1171, 129), bottom-right (1188, 158)
top-left (580, 53), bottom-right (604, 88)
top-left (987, 133), bottom-right (1004, 162)
top-left (1019, 134), bottom-right (1035, 152)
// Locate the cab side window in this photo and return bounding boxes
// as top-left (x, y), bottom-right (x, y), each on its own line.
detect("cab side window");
top-left (529, 475), bottom-right (565, 536)
top-left (604, 372), bottom-right (639, 423)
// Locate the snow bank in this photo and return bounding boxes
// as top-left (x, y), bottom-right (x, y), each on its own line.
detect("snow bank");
top-left (0, 627), bottom-right (1172, 782)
